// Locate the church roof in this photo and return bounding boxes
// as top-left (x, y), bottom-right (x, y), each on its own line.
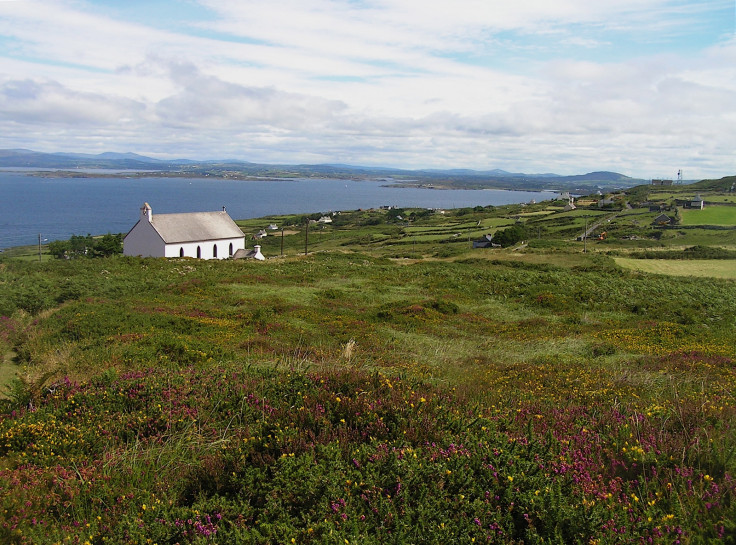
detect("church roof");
top-left (150, 211), bottom-right (244, 244)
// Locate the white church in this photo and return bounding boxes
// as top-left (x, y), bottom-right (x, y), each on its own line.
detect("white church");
top-left (123, 203), bottom-right (249, 260)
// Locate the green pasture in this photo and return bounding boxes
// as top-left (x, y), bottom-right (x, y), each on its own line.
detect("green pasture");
top-left (680, 205), bottom-right (736, 226)
top-left (614, 257), bottom-right (736, 279)
top-left (516, 210), bottom-right (555, 218)
top-left (645, 190), bottom-right (685, 200)
top-left (701, 195), bottom-right (736, 204)
top-left (548, 209), bottom-right (609, 219)
top-left (657, 228), bottom-right (736, 247)
top-left (0, 244), bottom-right (54, 262)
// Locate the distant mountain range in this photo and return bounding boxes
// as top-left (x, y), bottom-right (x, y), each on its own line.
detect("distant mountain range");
top-left (0, 149), bottom-right (646, 192)
top-left (0, 149), bottom-right (186, 169)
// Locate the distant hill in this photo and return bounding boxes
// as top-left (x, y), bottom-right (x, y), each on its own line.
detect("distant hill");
top-left (60, 152), bottom-right (166, 163)
top-left (0, 148), bottom-right (646, 192)
top-left (551, 171), bottom-right (637, 183)
top-left (690, 175), bottom-right (736, 192)
top-left (0, 149), bottom-right (182, 170)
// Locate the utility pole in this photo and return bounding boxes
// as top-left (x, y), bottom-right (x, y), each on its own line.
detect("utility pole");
top-left (281, 228), bottom-right (284, 257)
top-left (38, 233), bottom-right (42, 262)
top-left (583, 218), bottom-right (588, 253)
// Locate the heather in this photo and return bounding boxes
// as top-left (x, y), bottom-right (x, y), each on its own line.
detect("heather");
top-left (1, 209), bottom-right (736, 543)
top-left (3, 360), bottom-right (736, 544)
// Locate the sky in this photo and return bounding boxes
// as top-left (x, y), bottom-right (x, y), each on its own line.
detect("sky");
top-left (0, 0), bottom-right (735, 179)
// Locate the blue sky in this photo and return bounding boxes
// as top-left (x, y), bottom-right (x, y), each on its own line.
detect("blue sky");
top-left (0, 0), bottom-right (735, 179)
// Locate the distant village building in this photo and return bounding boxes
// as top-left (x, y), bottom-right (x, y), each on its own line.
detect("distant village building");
top-left (123, 203), bottom-right (246, 259)
top-left (472, 234), bottom-right (500, 249)
top-left (652, 214), bottom-right (676, 226)
top-left (317, 215), bottom-right (333, 224)
top-left (267, 224), bottom-right (279, 230)
top-left (674, 195), bottom-right (706, 209)
top-left (254, 230), bottom-right (268, 239)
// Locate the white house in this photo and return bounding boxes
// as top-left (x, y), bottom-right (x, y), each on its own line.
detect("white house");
top-left (123, 203), bottom-right (246, 259)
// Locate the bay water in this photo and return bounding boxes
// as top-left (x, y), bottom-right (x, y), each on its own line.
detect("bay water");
top-left (0, 172), bottom-right (552, 249)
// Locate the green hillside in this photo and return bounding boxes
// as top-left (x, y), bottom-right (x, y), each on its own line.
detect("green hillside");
top-left (690, 175), bottom-right (736, 192)
top-left (1, 191), bottom-right (736, 544)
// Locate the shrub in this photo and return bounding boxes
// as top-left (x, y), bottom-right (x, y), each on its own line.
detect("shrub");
top-left (493, 224), bottom-right (529, 247)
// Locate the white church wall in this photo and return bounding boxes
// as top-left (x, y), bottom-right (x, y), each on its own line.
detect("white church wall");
top-left (165, 237), bottom-right (246, 259)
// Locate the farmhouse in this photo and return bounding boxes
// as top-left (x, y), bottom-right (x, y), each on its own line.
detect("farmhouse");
top-left (652, 214), bottom-right (676, 226)
top-left (676, 195), bottom-right (706, 210)
top-left (472, 234), bottom-right (500, 249)
top-left (123, 203), bottom-right (246, 260)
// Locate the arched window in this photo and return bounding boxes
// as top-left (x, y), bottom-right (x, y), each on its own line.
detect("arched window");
top-left (179, 247), bottom-right (184, 258)
top-left (196, 246), bottom-right (201, 259)
top-left (213, 245), bottom-right (218, 258)
top-left (229, 243), bottom-right (233, 256)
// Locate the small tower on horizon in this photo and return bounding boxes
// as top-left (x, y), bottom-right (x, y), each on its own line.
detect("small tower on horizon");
top-left (677, 169), bottom-right (683, 184)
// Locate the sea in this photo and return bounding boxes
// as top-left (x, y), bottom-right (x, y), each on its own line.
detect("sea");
top-left (0, 170), bottom-right (553, 250)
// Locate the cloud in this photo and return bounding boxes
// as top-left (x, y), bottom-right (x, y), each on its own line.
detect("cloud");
top-left (151, 58), bottom-right (349, 130)
top-left (0, 0), bottom-right (734, 177)
top-left (0, 77), bottom-right (145, 125)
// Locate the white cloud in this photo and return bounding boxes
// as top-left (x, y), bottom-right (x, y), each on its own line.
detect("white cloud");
top-left (0, 0), bottom-right (734, 177)
top-left (0, 76), bottom-right (146, 125)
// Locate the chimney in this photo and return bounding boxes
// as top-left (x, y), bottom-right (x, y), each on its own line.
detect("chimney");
top-left (253, 245), bottom-right (265, 261)
top-left (141, 202), bottom-right (152, 222)
top-left (222, 206), bottom-right (226, 212)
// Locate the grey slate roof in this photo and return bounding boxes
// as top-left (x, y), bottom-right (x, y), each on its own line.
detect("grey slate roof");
top-left (150, 211), bottom-right (244, 244)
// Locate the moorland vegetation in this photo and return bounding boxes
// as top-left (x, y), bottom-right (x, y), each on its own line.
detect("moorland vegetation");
top-left (1, 180), bottom-right (736, 544)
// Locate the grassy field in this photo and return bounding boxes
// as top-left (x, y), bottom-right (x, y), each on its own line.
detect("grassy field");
top-left (614, 257), bottom-right (736, 279)
top-left (0, 245), bottom-right (53, 262)
top-left (2, 191), bottom-right (736, 544)
top-left (680, 205), bottom-right (736, 226)
top-left (702, 195), bottom-right (736, 204)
